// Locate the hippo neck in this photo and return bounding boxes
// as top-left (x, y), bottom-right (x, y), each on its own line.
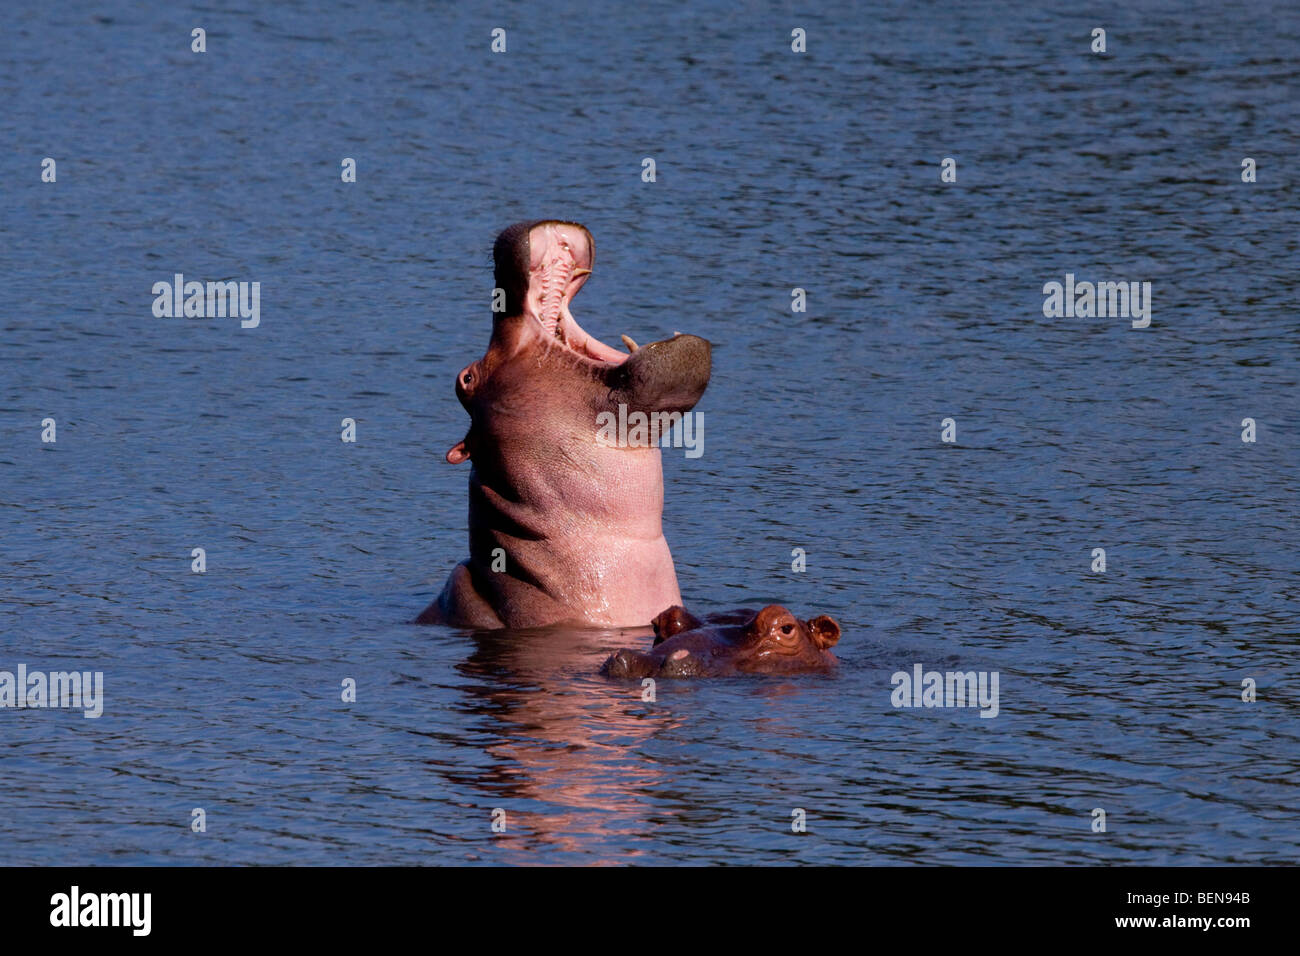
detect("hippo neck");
top-left (467, 439), bottom-right (667, 544)
top-left (460, 430), bottom-right (679, 627)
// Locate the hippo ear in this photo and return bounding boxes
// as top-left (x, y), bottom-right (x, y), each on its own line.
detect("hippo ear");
top-left (652, 605), bottom-right (703, 645)
top-left (446, 440), bottom-right (471, 464)
top-left (807, 615), bottom-right (840, 649)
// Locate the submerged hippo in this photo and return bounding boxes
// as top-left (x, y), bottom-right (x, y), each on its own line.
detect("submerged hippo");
top-left (602, 605), bottom-right (842, 678)
top-left (417, 220), bottom-right (711, 629)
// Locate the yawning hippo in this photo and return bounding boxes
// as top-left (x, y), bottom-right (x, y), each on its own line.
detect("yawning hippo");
top-left (417, 220), bottom-right (711, 629)
top-left (601, 605), bottom-right (842, 678)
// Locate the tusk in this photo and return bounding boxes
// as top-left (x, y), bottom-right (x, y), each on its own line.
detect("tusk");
top-left (571, 268), bottom-right (593, 278)
top-left (620, 334), bottom-right (640, 353)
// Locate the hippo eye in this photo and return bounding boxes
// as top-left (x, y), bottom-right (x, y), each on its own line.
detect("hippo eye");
top-left (461, 371), bottom-right (473, 386)
top-left (780, 624), bottom-right (794, 636)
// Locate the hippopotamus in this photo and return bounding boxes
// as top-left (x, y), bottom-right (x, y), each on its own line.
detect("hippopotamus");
top-left (417, 220), bottom-right (711, 629)
top-left (601, 605), bottom-right (842, 678)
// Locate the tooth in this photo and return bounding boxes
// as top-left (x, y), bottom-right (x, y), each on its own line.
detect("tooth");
top-left (620, 334), bottom-right (640, 353)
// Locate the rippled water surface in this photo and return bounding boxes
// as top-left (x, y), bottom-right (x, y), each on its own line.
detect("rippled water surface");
top-left (2, 1), bottom-right (1298, 864)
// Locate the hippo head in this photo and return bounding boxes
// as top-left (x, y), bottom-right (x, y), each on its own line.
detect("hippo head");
top-left (445, 220), bottom-right (712, 468)
top-left (602, 605), bottom-right (842, 679)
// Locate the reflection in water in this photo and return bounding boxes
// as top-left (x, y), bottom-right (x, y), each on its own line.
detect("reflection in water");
top-left (452, 624), bottom-right (676, 863)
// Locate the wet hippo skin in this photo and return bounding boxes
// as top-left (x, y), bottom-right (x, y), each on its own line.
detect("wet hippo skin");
top-left (417, 221), bottom-right (712, 629)
top-left (602, 605), bottom-right (842, 678)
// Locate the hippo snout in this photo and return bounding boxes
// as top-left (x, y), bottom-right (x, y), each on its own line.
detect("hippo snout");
top-left (601, 646), bottom-right (708, 679)
top-left (601, 649), bottom-right (657, 680)
top-left (658, 647), bottom-right (705, 677)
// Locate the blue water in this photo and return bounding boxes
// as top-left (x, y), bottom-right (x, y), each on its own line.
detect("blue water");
top-left (2, 0), bottom-right (1298, 864)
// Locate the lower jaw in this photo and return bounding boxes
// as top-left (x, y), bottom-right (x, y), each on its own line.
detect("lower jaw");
top-left (536, 310), bottom-right (631, 365)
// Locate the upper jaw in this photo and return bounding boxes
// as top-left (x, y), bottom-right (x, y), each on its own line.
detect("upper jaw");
top-left (521, 221), bottom-right (631, 366)
top-left (525, 222), bottom-right (591, 333)
top-left (505, 220), bottom-right (693, 371)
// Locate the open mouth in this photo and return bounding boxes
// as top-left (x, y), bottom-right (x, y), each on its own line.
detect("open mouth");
top-left (523, 221), bottom-right (633, 365)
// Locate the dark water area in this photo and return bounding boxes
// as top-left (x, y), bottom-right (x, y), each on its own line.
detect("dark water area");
top-left (1, 1), bottom-right (1297, 864)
